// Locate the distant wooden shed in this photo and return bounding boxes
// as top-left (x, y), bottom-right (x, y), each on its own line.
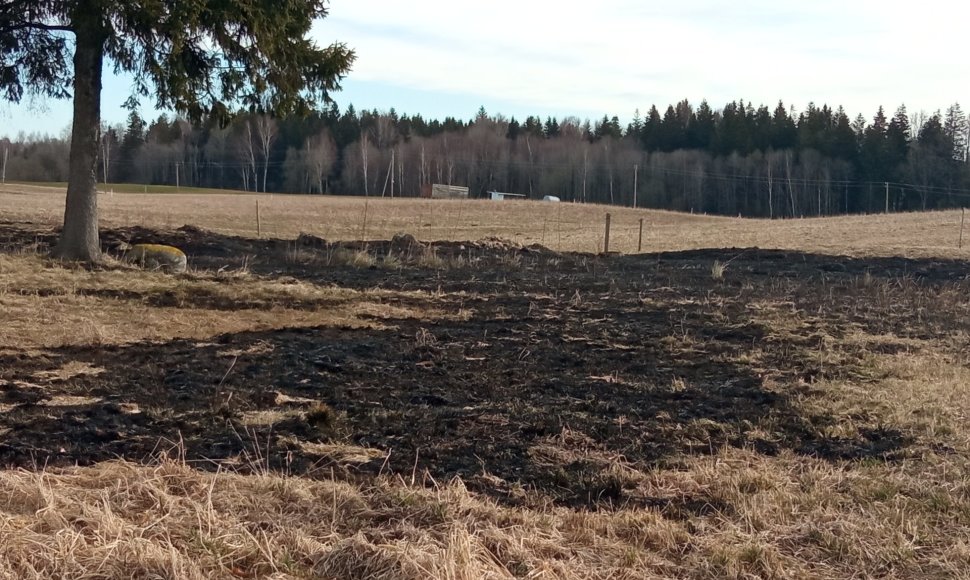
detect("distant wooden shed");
top-left (421, 184), bottom-right (469, 199)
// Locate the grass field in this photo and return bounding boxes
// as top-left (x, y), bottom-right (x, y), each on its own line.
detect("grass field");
top-left (1, 184), bottom-right (970, 578)
top-left (2, 182), bottom-right (969, 258)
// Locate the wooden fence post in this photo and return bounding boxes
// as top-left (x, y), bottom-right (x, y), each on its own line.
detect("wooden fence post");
top-left (604, 213), bottom-right (611, 254)
top-left (638, 218), bottom-right (644, 253)
top-left (960, 208), bottom-right (966, 249)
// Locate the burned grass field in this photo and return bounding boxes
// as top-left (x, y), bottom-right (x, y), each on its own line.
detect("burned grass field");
top-left (1, 218), bottom-right (970, 578)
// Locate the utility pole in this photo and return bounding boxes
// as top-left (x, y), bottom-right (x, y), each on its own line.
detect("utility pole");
top-left (582, 148), bottom-right (588, 203)
top-left (1, 146), bottom-right (7, 185)
top-left (380, 153), bottom-right (393, 197)
top-left (175, 162), bottom-right (180, 191)
top-left (633, 163), bottom-right (638, 208)
top-left (885, 182), bottom-right (889, 213)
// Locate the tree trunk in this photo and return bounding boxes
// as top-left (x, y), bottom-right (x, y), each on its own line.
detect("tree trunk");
top-left (56, 15), bottom-right (106, 262)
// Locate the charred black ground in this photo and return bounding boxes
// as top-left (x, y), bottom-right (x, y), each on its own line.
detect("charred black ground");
top-left (1, 221), bottom-right (968, 509)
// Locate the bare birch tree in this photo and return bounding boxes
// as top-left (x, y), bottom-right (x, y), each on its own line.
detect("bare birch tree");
top-left (234, 119), bottom-right (258, 191)
top-left (306, 129), bottom-right (336, 194)
top-left (254, 115), bottom-right (277, 193)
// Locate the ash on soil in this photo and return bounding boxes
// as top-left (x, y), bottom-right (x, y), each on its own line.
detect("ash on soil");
top-left (2, 221), bottom-right (968, 508)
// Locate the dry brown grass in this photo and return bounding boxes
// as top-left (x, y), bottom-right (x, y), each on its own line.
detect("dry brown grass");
top-left (1, 433), bottom-right (968, 579)
top-left (0, 251), bottom-right (451, 351)
top-left (3, 186), bottom-right (970, 578)
top-left (0, 456), bottom-right (680, 579)
top-left (3, 184), bottom-right (970, 258)
top-left (0, 253), bottom-right (968, 578)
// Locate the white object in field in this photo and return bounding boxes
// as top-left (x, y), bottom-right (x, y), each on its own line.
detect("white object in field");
top-left (542, 195), bottom-right (561, 202)
top-left (489, 191), bottom-right (527, 201)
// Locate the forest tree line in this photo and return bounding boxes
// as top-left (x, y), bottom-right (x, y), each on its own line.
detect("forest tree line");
top-left (2, 99), bottom-right (969, 217)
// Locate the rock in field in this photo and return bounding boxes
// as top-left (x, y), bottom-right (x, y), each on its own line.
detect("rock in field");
top-left (126, 244), bottom-right (188, 273)
top-left (296, 232), bottom-right (328, 247)
top-left (391, 232), bottom-right (428, 255)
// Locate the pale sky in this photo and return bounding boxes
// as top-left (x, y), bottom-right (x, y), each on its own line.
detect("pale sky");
top-left (2, 0), bottom-right (968, 137)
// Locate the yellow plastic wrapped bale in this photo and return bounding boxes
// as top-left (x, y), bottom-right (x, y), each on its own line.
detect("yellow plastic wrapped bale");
top-left (126, 244), bottom-right (188, 273)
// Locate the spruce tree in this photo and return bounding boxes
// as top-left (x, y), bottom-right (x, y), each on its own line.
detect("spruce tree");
top-left (886, 105), bottom-right (911, 176)
top-left (658, 105), bottom-right (685, 151)
top-left (691, 100), bottom-right (717, 151)
top-left (627, 108), bottom-right (643, 141)
top-left (751, 105), bottom-right (772, 152)
top-left (860, 106), bottom-right (889, 181)
top-left (831, 107), bottom-right (859, 161)
top-left (1, 0), bottom-right (354, 261)
top-left (770, 101), bottom-right (797, 151)
top-left (943, 103), bottom-right (968, 162)
top-left (642, 105), bottom-right (662, 151)
top-left (117, 110), bottom-right (146, 182)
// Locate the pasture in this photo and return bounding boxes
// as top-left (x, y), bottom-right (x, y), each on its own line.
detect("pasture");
top-left (1, 185), bottom-right (969, 578)
top-left (3, 182), bottom-right (969, 257)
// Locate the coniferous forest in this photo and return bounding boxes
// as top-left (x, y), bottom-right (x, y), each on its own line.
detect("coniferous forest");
top-left (3, 99), bottom-right (969, 217)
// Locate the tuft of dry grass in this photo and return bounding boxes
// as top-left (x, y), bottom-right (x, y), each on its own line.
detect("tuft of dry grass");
top-left (711, 259), bottom-right (726, 280)
top-left (333, 248), bottom-right (377, 269)
top-left (414, 246), bottom-right (447, 269)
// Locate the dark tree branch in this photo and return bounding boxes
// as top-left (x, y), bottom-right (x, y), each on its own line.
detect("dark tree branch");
top-left (0, 21), bottom-right (74, 34)
top-left (0, 0), bottom-right (34, 17)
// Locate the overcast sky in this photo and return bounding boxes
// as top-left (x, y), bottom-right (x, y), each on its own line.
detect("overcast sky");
top-left (2, 0), bottom-right (968, 137)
